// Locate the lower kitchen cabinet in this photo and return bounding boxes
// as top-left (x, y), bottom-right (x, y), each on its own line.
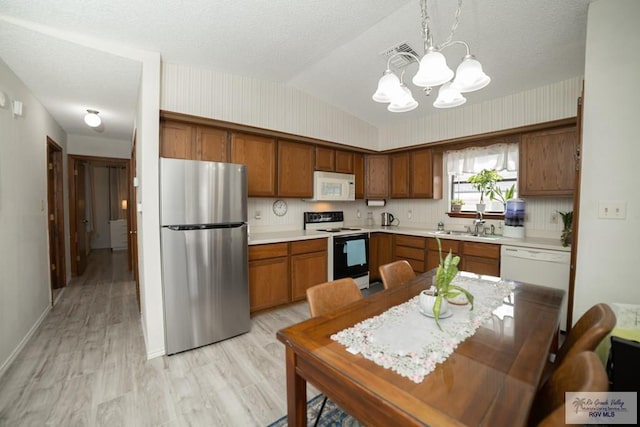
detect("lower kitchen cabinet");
top-left (249, 238), bottom-right (328, 313)
top-left (290, 239), bottom-right (328, 301)
top-left (426, 238), bottom-right (460, 271)
top-left (248, 243), bottom-right (289, 312)
top-left (460, 241), bottom-right (501, 276)
top-left (369, 233), bottom-right (393, 281)
top-left (394, 234), bottom-right (426, 273)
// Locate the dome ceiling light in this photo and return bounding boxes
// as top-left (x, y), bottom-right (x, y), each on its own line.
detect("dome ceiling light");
top-left (372, 0), bottom-right (490, 111)
top-left (84, 109), bottom-right (102, 128)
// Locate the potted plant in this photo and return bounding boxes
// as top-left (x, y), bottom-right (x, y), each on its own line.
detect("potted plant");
top-left (558, 210), bottom-right (573, 247)
top-left (467, 169), bottom-right (503, 212)
top-left (450, 198), bottom-right (465, 212)
top-left (419, 238), bottom-right (474, 329)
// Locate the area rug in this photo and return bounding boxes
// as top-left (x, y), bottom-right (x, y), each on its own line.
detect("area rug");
top-left (267, 394), bottom-right (363, 426)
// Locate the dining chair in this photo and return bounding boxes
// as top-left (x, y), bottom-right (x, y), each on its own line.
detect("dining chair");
top-left (529, 351), bottom-right (608, 426)
top-left (306, 278), bottom-right (363, 426)
top-left (378, 260), bottom-right (416, 290)
top-left (554, 303), bottom-right (616, 366)
top-left (540, 303), bottom-right (615, 388)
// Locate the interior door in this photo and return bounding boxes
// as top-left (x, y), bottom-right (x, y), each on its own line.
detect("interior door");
top-left (129, 132), bottom-right (140, 311)
top-left (47, 138), bottom-right (66, 292)
top-left (75, 161), bottom-right (88, 275)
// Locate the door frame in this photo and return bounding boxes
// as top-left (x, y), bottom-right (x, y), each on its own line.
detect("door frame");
top-left (128, 131), bottom-right (141, 311)
top-left (46, 137), bottom-right (66, 298)
top-left (67, 154), bottom-right (130, 276)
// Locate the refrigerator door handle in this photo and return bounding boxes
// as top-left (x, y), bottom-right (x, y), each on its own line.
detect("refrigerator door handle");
top-left (166, 223), bottom-right (246, 231)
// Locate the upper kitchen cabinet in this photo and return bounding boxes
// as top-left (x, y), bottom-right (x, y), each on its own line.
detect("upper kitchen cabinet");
top-left (160, 121), bottom-right (195, 159)
top-left (354, 153), bottom-right (365, 199)
top-left (335, 150), bottom-right (354, 174)
top-left (196, 126), bottom-right (229, 162)
top-left (365, 154), bottom-right (389, 199)
top-left (278, 140), bottom-right (315, 198)
top-left (160, 120), bottom-right (229, 161)
top-left (389, 148), bottom-right (442, 199)
top-left (315, 147), bottom-right (354, 174)
top-left (519, 127), bottom-right (577, 196)
top-left (411, 148), bottom-right (442, 199)
top-left (231, 132), bottom-right (277, 197)
top-left (390, 152), bottom-right (410, 198)
top-left (315, 146), bottom-right (335, 172)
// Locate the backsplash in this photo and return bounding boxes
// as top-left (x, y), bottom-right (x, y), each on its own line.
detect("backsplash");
top-left (247, 196), bottom-right (573, 240)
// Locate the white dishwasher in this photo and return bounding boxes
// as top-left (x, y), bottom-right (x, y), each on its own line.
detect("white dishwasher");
top-left (500, 246), bottom-right (571, 331)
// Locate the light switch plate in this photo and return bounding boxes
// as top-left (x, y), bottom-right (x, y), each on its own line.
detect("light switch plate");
top-left (0, 91), bottom-right (6, 108)
top-left (598, 200), bottom-right (626, 219)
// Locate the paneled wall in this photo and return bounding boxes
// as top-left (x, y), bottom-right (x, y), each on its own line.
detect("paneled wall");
top-left (161, 62), bottom-right (378, 149)
top-left (378, 77), bottom-right (583, 150)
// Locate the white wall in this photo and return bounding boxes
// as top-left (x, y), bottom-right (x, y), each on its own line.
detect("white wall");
top-left (573, 0), bottom-right (640, 320)
top-left (378, 77), bottom-right (583, 150)
top-left (161, 62), bottom-right (378, 149)
top-left (67, 134), bottom-right (131, 159)
top-left (0, 58), bottom-right (68, 377)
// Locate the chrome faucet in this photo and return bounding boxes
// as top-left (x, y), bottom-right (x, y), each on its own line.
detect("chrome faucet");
top-left (473, 211), bottom-right (485, 235)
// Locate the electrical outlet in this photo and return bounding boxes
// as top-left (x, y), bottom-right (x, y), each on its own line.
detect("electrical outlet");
top-left (407, 209), bottom-right (412, 219)
top-left (550, 213), bottom-right (558, 224)
top-left (356, 209), bottom-right (361, 219)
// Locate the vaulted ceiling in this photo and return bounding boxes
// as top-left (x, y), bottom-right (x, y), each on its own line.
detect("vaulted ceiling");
top-left (0, 0), bottom-right (591, 142)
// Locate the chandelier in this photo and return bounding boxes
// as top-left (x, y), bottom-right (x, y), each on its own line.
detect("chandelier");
top-left (372, 0), bottom-right (490, 112)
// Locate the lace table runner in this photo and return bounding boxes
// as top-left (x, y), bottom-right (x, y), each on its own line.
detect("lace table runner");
top-left (331, 275), bottom-right (514, 383)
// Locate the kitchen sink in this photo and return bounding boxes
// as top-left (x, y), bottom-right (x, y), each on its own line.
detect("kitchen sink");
top-left (433, 230), bottom-right (501, 240)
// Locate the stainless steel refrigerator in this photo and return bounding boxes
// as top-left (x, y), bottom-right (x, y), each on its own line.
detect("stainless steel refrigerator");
top-left (160, 158), bottom-right (250, 355)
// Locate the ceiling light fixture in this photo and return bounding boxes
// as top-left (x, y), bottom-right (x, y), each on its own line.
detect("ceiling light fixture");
top-left (84, 109), bottom-right (102, 127)
top-left (372, 0), bottom-right (490, 111)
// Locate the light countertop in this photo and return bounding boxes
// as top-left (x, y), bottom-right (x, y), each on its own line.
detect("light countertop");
top-left (248, 225), bottom-right (569, 251)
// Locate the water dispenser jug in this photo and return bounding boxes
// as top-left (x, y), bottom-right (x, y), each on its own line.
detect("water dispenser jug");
top-left (504, 198), bottom-right (525, 238)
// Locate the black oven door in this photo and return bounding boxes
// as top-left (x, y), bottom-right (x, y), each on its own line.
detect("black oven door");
top-left (333, 233), bottom-right (369, 280)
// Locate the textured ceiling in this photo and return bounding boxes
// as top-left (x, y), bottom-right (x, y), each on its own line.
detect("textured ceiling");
top-left (0, 0), bottom-right (591, 143)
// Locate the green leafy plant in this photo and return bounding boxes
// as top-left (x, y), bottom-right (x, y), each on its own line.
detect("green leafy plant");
top-left (451, 198), bottom-right (465, 205)
top-left (558, 210), bottom-right (573, 247)
top-left (467, 169), bottom-right (503, 204)
top-left (432, 237), bottom-right (474, 328)
top-left (494, 183), bottom-right (516, 204)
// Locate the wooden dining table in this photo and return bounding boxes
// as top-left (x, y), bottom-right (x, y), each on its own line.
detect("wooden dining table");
top-left (276, 270), bottom-right (564, 427)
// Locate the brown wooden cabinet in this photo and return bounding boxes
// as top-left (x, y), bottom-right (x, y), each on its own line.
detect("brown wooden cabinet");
top-left (390, 152), bottom-right (410, 198)
top-left (249, 238), bottom-right (328, 312)
top-left (196, 126), bottom-right (229, 162)
top-left (160, 121), bottom-right (195, 159)
top-left (354, 153), bottom-right (365, 199)
top-left (365, 154), bottom-right (389, 199)
top-left (315, 146), bottom-right (335, 171)
top-left (460, 241), bottom-right (501, 276)
top-left (160, 120), bottom-right (229, 161)
top-left (231, 132), bottom-right (277, 197)
top-left (248, 243), bottom-right (289, 313)
top-left (410, 148), bottom-right (442, 199)
top-left (335, 150), bottom-right (354, 173)
top-left (426, 238), bottom-right (461, 271)
top-left (278, 140), bottom-right (315, 198)
top-left (519, 127), bottom-right (577, 196)
top-left (369, 233), bottom-right (393, 281)
top-left (394, 234), bottom-right (426, 273)
top-left (290, 239), bottom-right (328, 301)
top-left (389, 148), bottom-right (442, 199)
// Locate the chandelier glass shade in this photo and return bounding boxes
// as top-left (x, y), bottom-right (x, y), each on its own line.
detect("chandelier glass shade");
top-left (372, 0), bottom-right (490, 111)
top-left (84, 109), bottom-right (101, 127)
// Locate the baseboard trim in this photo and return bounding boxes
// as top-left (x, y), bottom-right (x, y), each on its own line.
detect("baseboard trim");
top-left (0, 304), bottom-right (51, 380)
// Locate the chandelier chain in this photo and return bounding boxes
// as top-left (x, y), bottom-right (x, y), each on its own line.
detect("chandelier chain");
top-left (420, 0), bottom-right (463, 52)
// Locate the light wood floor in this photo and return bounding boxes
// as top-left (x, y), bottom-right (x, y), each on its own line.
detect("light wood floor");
top-left (0, 249), bottom-right (313, 426)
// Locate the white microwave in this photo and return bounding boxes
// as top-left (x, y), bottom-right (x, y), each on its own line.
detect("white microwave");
top-left (306, 171), bottom-right (355, 201)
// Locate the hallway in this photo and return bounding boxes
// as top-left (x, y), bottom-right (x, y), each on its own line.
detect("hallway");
top-left (0, 250), bottom-right (309, 426)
